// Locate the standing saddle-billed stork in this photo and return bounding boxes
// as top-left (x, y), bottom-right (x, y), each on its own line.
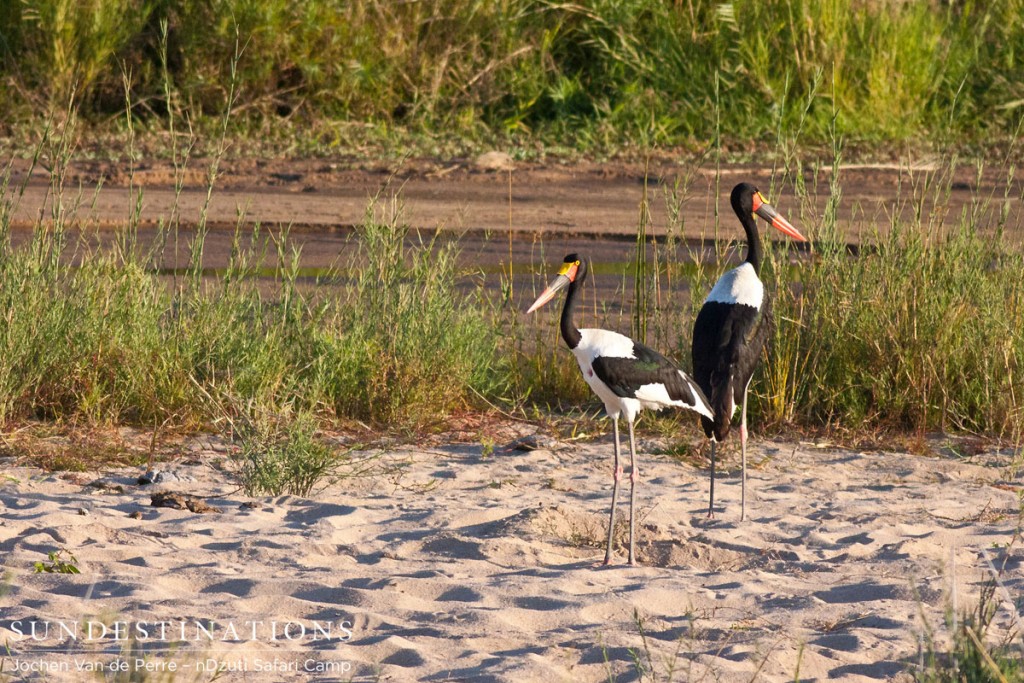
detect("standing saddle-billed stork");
top-left (528, 254), bottom-right (713, 566)
top-left (692, 182), bottom-right (807, 521)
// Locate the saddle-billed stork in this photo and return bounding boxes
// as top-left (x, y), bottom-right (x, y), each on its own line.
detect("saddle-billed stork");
top-left (691, 182), bottom-right (806, 521)
top-left (528, 254), bottom-right (713, 566)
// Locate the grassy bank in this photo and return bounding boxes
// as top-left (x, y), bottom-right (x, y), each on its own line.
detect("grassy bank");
top-left (1, 54), bottom-right (1024, 473)
top-left (3, 1), bottom-right (1024, 156)
top-left (0, 128), bottom-right (506, 438)
top-left (2, 129), bottom-right (1022, 449)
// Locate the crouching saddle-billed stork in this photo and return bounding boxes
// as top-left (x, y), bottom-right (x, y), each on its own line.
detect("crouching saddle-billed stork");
top-left (528, 254), bottom-right (713, 566)
top-left (691, 182), bottom-right (807, 521)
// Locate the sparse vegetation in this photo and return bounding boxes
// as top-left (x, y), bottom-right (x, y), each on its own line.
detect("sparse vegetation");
top-left (918, 578), bottom-right (1024, 682)
top-left (235, 405), bottom-right (337, 497)
top-left (33, 549), bottom-right (81, 574)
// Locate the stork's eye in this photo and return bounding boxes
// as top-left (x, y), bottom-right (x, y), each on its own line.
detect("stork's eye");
top-left (574, 260), bottom-right (580, 266)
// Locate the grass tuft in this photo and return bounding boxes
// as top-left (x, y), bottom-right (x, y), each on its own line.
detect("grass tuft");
top-left (315, 195), bottom-right (505, 429)
top-left (235, 405), bottom-right (337, 498)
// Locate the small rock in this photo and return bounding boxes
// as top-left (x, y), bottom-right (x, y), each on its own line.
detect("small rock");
top-left (87, 479), bottom-right (126, 494)
top-left (506, 434), bottom-right (562, 452)
top-left (77, 507), bottom-right (89, 516)
top-left (150, 491), bottom-right (222, 514)
top-left (239, 501), bottom-right (262, 510)
top-left (129, 511), bottom-right (143, 520)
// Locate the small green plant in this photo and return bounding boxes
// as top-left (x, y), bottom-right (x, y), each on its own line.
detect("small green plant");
top-left (235, 406), bottom-right (337, 498)
top-left (598, 608), bottom-right (712, 683)
top-left (33, 549), bottom-right (81, 574)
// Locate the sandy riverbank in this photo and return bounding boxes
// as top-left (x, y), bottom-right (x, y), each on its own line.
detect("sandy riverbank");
top-left (1, 422), bottom-right (1022, 681)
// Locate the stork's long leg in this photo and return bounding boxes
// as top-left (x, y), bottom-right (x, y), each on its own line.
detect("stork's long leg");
top-left (627, 419), bottom-right (638, 566)
top-left (604, 417), bottom-right (623, 565)
top-left (707, 440), bottom-right (716, 518)
top-left (740, 383), bottom-right (750, 522)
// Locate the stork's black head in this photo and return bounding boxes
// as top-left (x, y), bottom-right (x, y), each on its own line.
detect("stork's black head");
top-left (560, 253), bottom-right (586, 282)
top-left (526, 253), bottom-right (588, 313)
top-left (730, 182), bottom-right (759, 217)
top-left (730, 182), bottom-right (806, 242)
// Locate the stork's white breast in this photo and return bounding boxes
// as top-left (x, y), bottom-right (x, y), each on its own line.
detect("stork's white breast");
top-left (703, 262), bottom-right (764, 308)
top-left (576, 328), bottom-right (636, 360)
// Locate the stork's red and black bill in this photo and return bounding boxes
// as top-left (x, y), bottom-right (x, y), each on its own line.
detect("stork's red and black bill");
top-left (751, 192), bottom-right (806, 242)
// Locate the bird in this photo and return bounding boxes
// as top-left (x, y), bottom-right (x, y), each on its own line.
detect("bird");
top-left (691, 182), bottom-right (807, 521)
top-left (527, 253), bottom-right (713, 566)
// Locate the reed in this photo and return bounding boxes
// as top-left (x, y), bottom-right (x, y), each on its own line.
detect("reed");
top-left (757, 161), bottom-right (1024, 437)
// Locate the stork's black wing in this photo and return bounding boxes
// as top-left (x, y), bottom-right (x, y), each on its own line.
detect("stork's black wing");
top-left (592, 341), bottom-right (708, 411)
top-left (691, 297), bottom-right (771, 439)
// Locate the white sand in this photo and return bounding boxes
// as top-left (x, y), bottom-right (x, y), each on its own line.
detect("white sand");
top-left (1, 424), bottom-right (1022, 682)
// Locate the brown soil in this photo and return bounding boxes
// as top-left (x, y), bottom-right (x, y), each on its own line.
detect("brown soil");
top-left (7, 155), bottom-right (1022, 244)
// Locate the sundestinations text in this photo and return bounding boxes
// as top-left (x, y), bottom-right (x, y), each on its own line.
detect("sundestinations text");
top-left (4, 619), bottom-right (354, 643)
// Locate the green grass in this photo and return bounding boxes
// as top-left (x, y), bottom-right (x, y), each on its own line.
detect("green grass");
top-left (316, 197), bottom-right (507, 428)
top-left (235, 404), bottom-right (337, 497)
top-left (4, 1), bottom-right (1024, 156)
top-left (762, 173), bottom-right (1024, 437)
top-left (917, 557), bottom-right (1024, 683)
top-left (0, 215), bottom-right (504, 433)
top-left (0, 117), bottom-right (506, 444)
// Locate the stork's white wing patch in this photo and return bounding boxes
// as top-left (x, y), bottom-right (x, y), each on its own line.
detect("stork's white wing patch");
top-left (635, 382), bottom-right (714, 420)
top-left (634, 382), bottom-right (673, 406)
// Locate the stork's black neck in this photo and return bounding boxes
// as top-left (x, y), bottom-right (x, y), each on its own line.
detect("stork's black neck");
top-left (740, 210), bottom-right (762, 272)
top-left (560, 261), bottom-right (585, 349)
